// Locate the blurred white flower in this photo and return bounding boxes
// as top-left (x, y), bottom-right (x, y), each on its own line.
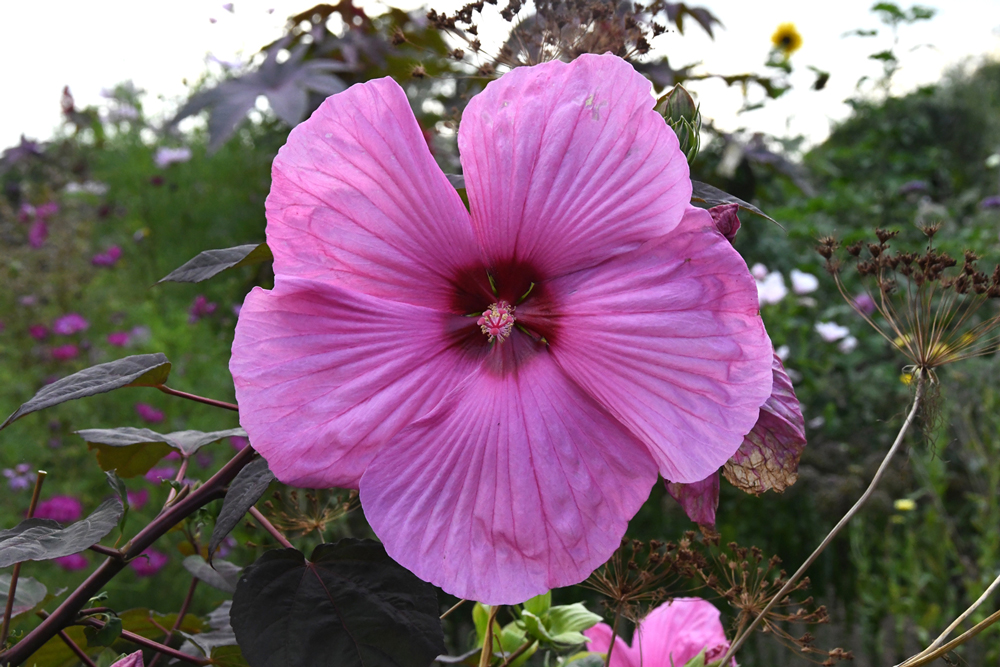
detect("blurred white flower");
top-left (838, 335), bottom-right (858, 353)
top-left (816, 321), bottom-right (850, 342)
top-left (154, 147), bottom-right (192, 168)
top-left (756, 272), bottom-right (788, 305)
top-left (790, 268), bottom-right (819, 294)
top-left (750, 262), bottom-right (769, 280)
top-left (775, 344), bottom-right (790, 361)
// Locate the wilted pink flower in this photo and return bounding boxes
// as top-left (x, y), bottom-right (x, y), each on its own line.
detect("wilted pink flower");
top-left (154, 146), bottom-right (192, 168)
top-left (110, 651), bottom-right (144, 667)
top-left (707, 204), bottom-right (740, 242)
top-left (28, 219), bottom-right (48, 247)
top-left (91, 245), bottom-right (122, 267)
top-left (231, 55), bottom-right (773, 603)
top-left (51, 344), bottom-right (79, 361)
top-left (585, 598), bottom-right (730, 667)
top-left (135, 403), bottom-right (165, 423)
top-left (127, 488), bottom-right (150, 510)
top-left (36, 202), bottom-right (59, 218)
top-left (34, 495), bottom-right (83, 523)
top-left (130, 548), bottom-right (169, 577)
top-left (145, 467), bottom-right (175, 483)
top-left (107, 331), bottom-right (131, 346)
top-left (188, 295), bottom-right (217, 323)
top-left (230, 435), bottom-right (249, 451)
top-left (28, 324), bottom-right (49, 341)
top-left (53, 313), bottom-right (89, 335)
top-left (55, 553), bottom-right (89, 572)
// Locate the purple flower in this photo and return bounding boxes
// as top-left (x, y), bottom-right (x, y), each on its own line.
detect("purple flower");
top-left (19, 295), bottom-right (37, 307)
top-left (164, 450), bottom-right (181, 461)
top-left (854, 292), bottom-right (877, 316)
top-left (127, 488), bottom-right (149, 510)
top-left (196, 451), bottom-right (214, 468)
top-left (34, 495), bottom-right (83, 523)
top-left (91, 245), bottom-right (122, 267)
top-left (980, 195), bottom-right (1000, 210)
top-left (3, 466), bottom-right (33, 491)
top-left (36, 202), bottom-right (59, 218)
top-left (145, 466), bottom-right (175, 483)
top-left (216, 535), bottom-right (237, 558)
top-left (28, 220), bottom-right (48, 248)
top-left (188, 295), bottom-right (217, 323)
top-left (28, 324), bottom-right (49, 341)
top-left (107, 331), bottom-right (130, 346)
top-left (230, 435), bottom-right (249, 451)
top-left (898, 180), bottom-right (928, 196)
top-left (51, 344), bottom-right (80, 361)
top-left (154, 147), bottom-right (192, 168)
top-left (130, 548), bottom-right (169, 577)
top-left (55, 553), bottom-right (89, 572)
top-left (53, 313), bottom-right (89, 335)
top-left (18, 203), bottom-right (35, 223)
top-left (135, 403), bottom-right (165, 423)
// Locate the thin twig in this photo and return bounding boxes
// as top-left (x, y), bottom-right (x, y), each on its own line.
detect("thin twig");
top-left (1, 470), bottom-right (46, 648)
top-left (55, 629), bottom-right (97, 667)
top-left (717, 377), bottom-right (926, 666)
top-left (896, 608), bottom-right (1000, 667)
top-left (903, 570), bottom-right (1000, 662)
top-left (499, 640), bottom-right (536, 667)
top-left (248, 506), bottom-right (293, 549)
top-left (157, 385), bottom-right (239, 412)
top-left (148, 577), bottom-right (199, 667)
top-left (479, 606), bottom-right (500, 667)
top-left (604, 606), bottom-right (622, 667)
top-left (166, 456), bottom-right (190, 504)
top-left (441, 599), bottom-right (468, 620)
top-left (87, 544), bottom-right (123, 559)
top-left (65, 614), bottom-right (210, 666)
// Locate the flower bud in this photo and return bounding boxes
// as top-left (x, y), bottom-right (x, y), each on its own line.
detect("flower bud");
top-left (656, 84), bottom-right (701, 165)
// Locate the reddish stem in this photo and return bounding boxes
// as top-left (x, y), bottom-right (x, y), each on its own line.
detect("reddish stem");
top-left (1, 471), bottom-right (46, 649)
top-left (54, 629), bottom-right (97, 667)
top-left (248, 506), bottom-right (293, 549)
top-left (62, 614), bottom-right (209, 666)
top-left (147, 577), bottom-right (199, 667)
top-left (157, 385), bottom-right (239, 412)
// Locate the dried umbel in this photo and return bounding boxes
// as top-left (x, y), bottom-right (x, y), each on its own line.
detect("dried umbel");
top-left (263, 488), bottom-right (358, 539)
top-left (823, 227), bottom-right (1000, 379)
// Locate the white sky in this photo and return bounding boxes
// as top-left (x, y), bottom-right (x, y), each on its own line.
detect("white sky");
top-left (1, 0), bottom-right (998, 152)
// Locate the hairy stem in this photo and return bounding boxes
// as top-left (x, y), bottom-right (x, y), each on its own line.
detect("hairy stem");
top-left (0, 447), bottom-right (255, 667)
top-left (1, 471), bottom-right (46, 649)
top-left (147, 576), bottom-right (199, 667)
top-left (157, 385), bottom-right (239, 412)
top-left (717, 377), bottom-right (926, 665)
top-left (896, 608), bottom-right (1000, 667)
top-left (248, 506), bottom-right (293, 549)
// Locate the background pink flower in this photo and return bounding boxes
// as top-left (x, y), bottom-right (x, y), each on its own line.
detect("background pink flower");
top-left (34, 495), bottom-right (83, 523)
top-left (54, 553), bottom-right (89, 572)
top-left (232, 54), bottom-right (772, 603)
top-left (130, 549), bottom-right (168, 577)
top-left (127, 488), bottom-right (149, 510)
top-left (188, 295), bottom-right (217, 323)
top-left (229, 435), bottom-right (249, 451)
top-left (28, 219), bottom-right (48, 247)
top-left (91, 245), bottom-right (122, 267)
top-left (51, 344), bottom-right (79, 361)
top-left (28, 324), bottom-right (49, 341)
top-left (52, 313), bottom-right (89, 335)
top-left (585, 598), bottom-right (731, 667)
top-left (107, 331), bottom-right (130, 346)
top-left (144, 466), bottom-right (175, 483)
top-left (110, 651), bottom-right (144, 667)
top-left (135, 402), bottom-right (164, 423)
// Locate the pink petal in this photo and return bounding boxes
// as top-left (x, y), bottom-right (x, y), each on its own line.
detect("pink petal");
top-left (110, 652), bottom-right (144, 667)
top-left (231, 277), bottom-right (482, 488)
top-left (665, 472), bottom-right (720, 527)
top-left (458, 53), bottom-right (690, 279)
top-left (541, 206), bottom-right (773, 482)
top-left (265, 77), bottom-right (480, 310)
top-left (584, 624), bottom-right (640, 667)
top-left (708, 204), bottom-right (740, 242)
top-left (633, 598), bottom-right (730, 667)
top-left (723, 353), bottom-right (806, 494)
top-left (360, 341), bottom-right (657, 603)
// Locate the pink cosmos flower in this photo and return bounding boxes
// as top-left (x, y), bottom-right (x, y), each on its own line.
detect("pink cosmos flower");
top-left (585, 598), bottom-right (730, 667)
top-left (110, 651), bottom-right (144, 667)
top-left (51, 344), bottom-right (79, 361)
top-left (53, 313), bottom-right (89, 336)
top-left (107, 331), bottom-right (131, 347)
top-left (189, 295), bottom-right (218, 323)
top-left (28, 324), bottom-right (49, 341)
top-left (145, 466), bottom-right (175, 483)
top-left (55, 553), bottom-right (89, 572)
top-left (34, 495), bottom-right (83, 523)
top-left (36, 202), bottom-right (59, 218)
top-left (127, 488), bottom-right (149, 510)
top-left (92, 245), bottom-right (123, 267)
top-left (230, 435), bottom-right (249, 451)
top-left (130, 548), bottom-right (169, 577)
top-left (28, 219), bottom-right (48, 248)
top-left (135, 402), bottom-right (165, 423)
top-left (230, 54), bottom-right (773, 603)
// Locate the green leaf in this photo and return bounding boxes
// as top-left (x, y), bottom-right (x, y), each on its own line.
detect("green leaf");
top-left (80, 428), bottom-right (247, 477)
top-left (183, 555), bottom-right (242, 594)
top-left (0, 574), bottom-right (47, 618)
top-left (84, 616), bottom-right (122, 648)
top-left (208, 456), bottom-right (274, 559)
top-left (158, 243), bottom-right (273, 284)
top-left (211, 645), bottom-right (251, 667)
top-left (230, 539), bottom-right (445, 667)
top-left (690, 181), bottom-right (777, 224)
top-left (520, 611), bottom-right (553, 643)
top-left (681, 648), bottom-right (708, 667)
top-left (1, 354), bottom-right (171, 430)
top-left (522, 592), bottom-right (551, 616)
top-left (0, 497), bottom-right (123, 568)
top-left (547, 604), bottom-right (601, 637)
top-left (88, 440), bottom-right (175, 478)
top-left (563, 653), bottom-right (606, 667)
top-left (472, 603), bottom-right (491, 646)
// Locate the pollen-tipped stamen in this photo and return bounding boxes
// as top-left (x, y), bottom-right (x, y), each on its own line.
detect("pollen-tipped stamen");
top-left (478, 301), bottom-right (516, 343)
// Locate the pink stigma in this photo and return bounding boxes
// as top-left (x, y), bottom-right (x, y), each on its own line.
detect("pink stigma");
top-left (478, 301), bottom-right (516, 343)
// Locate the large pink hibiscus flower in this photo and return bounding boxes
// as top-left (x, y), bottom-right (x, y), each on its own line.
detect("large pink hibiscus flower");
top-left (231, 53), bottom-right (773, 603)
top-left (585, 598), bottom-right (731, 667)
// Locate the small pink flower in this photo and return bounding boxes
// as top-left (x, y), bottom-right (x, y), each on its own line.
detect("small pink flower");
top-left (130, 548), bottom-right (169, 577)
top-left (127, 488), bottom-right (149, 510)
top-left (36, 202), bottom-right (59, 218)
top-left (91, 245), bottom-right (122, 267)
top-left (53, 313), bottom-right (89, 335)
top-left (231, 55), bottom-right (773, 603)
top-left (164, 450), bottom-right (181, 461)
top-left (54, 553), bottom-right (89, 572)
top-left (34, 495), bottom-right (83, 523)
top-left (188, 295), bottom-right (217, 323)
top-left (107, 331), bottom-right (131, 346)
top-left (135, 403), bottom-right (165, 423)
top-left (19, 295), bottom-right (37, 306)
top-left (28, 324), bottom-right (49, 341)
top-left (585, 598), bottom-right (731, 667)
top-left (51, 344), bottom-right (79, 361)
top-left (110, 651), bottom-right (144, 667)
top-left (28, 219), bottom-right (48, 247)
top-left (145, 466), bottom-right (175, 483)
top-left (18, 203), bottom-right (35, 222)
top-left (853, 292), bottom-right (877, 316)
top-left (230, 435), bottom-right (249, 451)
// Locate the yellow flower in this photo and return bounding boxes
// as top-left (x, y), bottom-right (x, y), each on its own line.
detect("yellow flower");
top-left (894, 498), bottom-right (916, 512)
top-left (771, 23), bottom-right (803, 55)
top-left (900, 372), bottom-right (913, 385)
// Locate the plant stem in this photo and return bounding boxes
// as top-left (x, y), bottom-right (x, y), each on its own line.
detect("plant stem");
top-left (87, 545), bottom-right (123, 559)
top-left (604, 606), bottom-right (622, 667)
top-left (147, 576), bottom-right (199, 667)
top-left (0, 447), bottom-right (255, 667)
top-left (53, 628), bottom-right (97, 667)
top-left (717, 377), bottom-right (926, 666)
top-left (440, 599), bottom-right (468, 620)
top-left (478, 606), bottom-right (499, 667)
top-left (248, 506), bottom-right (293, 549)
top-left (1, 470), bottom-right (46, 649)
top-left (66, 614), bottom-right (210, 666)
top-left (166, 456), bottom-right (190, 504)
top-left (499, 640), bottom-right (536, 667)
top-left (157, 385), bottom-right (239, 412)
top-left (896, 608), bottom-right (1000, 667)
